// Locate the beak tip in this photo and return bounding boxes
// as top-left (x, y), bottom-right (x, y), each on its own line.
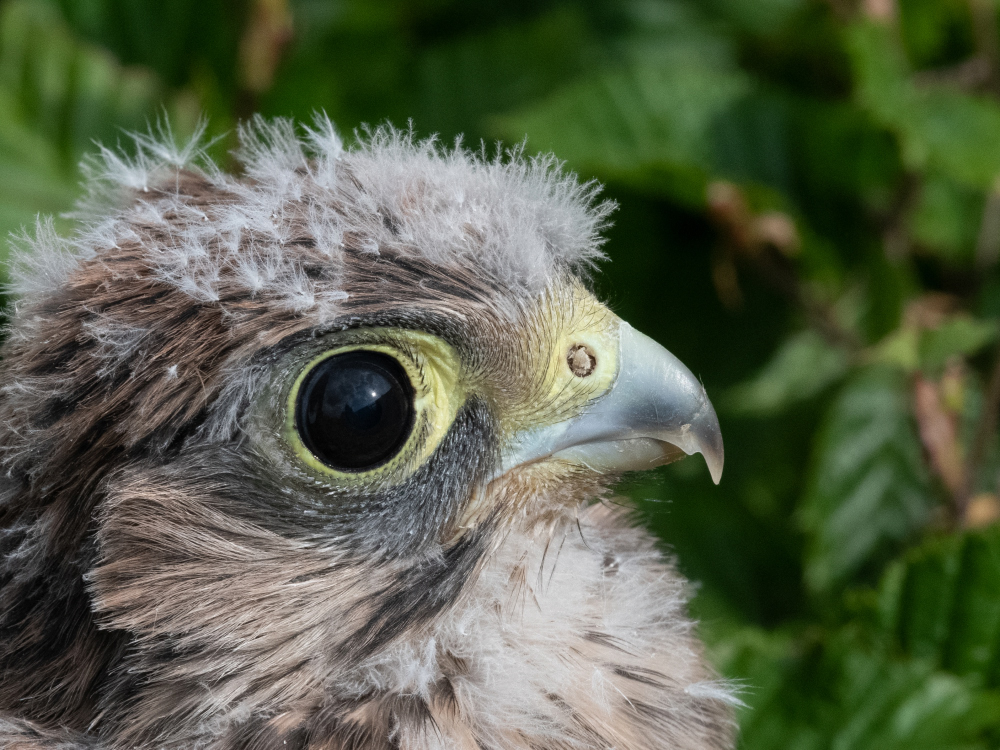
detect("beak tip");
top-left (707, 451), bottom-right (724, 484)
top-left (694, 397), bottom-right (725, 485)
top-left (697, 425), bottom-right (724, 484)
top-left (619, 324), bottom-right (727, 485)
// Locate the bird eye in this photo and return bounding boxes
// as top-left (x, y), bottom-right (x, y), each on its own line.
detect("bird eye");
top-left (295, 351), bottom-right (415, 472)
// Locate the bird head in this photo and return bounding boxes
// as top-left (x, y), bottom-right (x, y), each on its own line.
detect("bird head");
top-left (0, 117), bottom-right (727, 747)
top-left (246, 272), bottom-right (722, 551)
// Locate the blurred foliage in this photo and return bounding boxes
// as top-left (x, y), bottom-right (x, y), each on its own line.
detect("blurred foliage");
top-left (6, 0), bottom-right (1000, 744)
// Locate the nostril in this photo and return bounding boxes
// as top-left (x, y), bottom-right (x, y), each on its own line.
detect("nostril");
top-left (567, 345), bottom-right (596, 377)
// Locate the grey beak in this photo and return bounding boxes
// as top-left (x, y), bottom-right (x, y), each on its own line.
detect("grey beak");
top-left (500, 322), bottom-right (724, 484)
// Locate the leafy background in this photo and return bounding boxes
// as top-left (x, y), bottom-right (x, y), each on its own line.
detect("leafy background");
top-left (3, 0), bottom-right (1000, 745)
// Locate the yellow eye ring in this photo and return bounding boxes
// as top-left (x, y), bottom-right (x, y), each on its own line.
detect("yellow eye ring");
top-left (283, 330), bottom-right (466, 486)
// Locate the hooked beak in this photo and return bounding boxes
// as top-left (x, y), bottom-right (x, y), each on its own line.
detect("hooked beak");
top-left (500, 323), bottom-right (724, 484)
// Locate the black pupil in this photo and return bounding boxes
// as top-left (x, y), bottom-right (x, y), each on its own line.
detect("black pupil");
top-left (295, 351), bottom-right (415, 471)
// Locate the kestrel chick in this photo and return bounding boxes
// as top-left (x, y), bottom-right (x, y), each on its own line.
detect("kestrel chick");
top-left (0, 118), bottom-right (734, 749)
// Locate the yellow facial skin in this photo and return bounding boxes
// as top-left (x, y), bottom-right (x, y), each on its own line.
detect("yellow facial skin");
top-left (491, 283), bottom-right (621, 441)
top-left (453, 284), bottom-right (624, 530)
top-left (283, 329), bottom-right (466, 487)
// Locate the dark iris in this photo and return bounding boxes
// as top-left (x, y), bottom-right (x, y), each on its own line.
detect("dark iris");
top-left (295, 351), bottom-right (415, 471)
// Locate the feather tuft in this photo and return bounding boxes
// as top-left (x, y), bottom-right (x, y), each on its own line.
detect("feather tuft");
top-left (9, 114), bottom-right (615, 316)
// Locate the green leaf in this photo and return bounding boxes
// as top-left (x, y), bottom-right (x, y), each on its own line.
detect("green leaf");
top-left (908, 174), bottom-right (982, 262)
top-left (801, 366), bottom-right (934, 593)
top-left (0, 0), bottom-right (187, 258)
top-left (847, 21), bottom-right (914, 128)
top-left (723, 329), bottom-right (850, 417)
top-left (615, 0), bottom-right (737, 70)
top-left (920, 316), bottom-right (999, 372)
top-left (877, 317), bottom-right (1000, 373)
top-left (707, 0), bottom-right (807, 35)
top-left (0, 91), bottom-right (78, 235)
top-left (873, 326), bottom-right (921, 371)
top-left (496, 61), bottom-right (754, 204)
top-left (908, 90), bottom-right (1000, 187)
top-left (414, 7), bottom-right (593, 139)
top-left (792, 98), bottom-right (901, 201)
top-left (879, 527), bottom-right (1000, 685)
top-left (55, 0), bottom-right (247, 91)
top-left (897, 0), bottom-right (975, 70)
top-left (0, 0), bottom-right (164, 166)
top-left (715, 625), bottom-right (1000, 750)
top-left (848, 20), bottom-right (1000, 189)
top-left (494, 5), bottom-right (804, 202)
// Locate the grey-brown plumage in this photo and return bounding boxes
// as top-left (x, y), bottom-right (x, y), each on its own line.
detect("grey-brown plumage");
top-left (0, 118), bottom-right (735, 749)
